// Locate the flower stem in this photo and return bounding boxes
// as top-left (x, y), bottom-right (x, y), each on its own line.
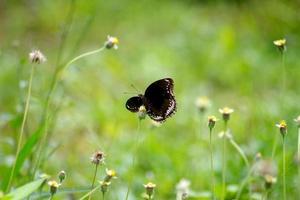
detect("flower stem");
top-left (6, 64), bottom-right (35, 192)
top-left (221, 121), bottom-right (227, 200)
top-left (229, 138), bottom-right (249, 167)
top-left (125, 119), bottom-right (142, 200)
top-left (236, 163), bottom-right (255, 199)
top-left (33, 46), bottom-right (105, 178)
top-left (282, 136), bottom-right (286, 200)
top-left (88, 164), bottom-right (99, 200)
top-left (79, 184), bottom-right (102, 200)
top-left (209, 128), bottom-right (215, 200)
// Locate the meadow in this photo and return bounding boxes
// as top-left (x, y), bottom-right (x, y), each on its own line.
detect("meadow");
top-left (0, 0), bottom-right (300, 199)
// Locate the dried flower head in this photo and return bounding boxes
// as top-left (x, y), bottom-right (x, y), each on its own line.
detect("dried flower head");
top-left (144, 182), bottom-right (156, 198)
top-left (195, 96), bottom-right (211, 113)
top-left (138, 105), bottom-right (147, 120)
top-left (105, 35), bottom-right (119, 49)
top-left (208, 115), bottom-right (218, 130)
top-left (294, 116), bottom-right (300, 127)
top-left (264, 174), bottom-right (277, 189)
top-left (104, 168), bottom-right (117, 182)
top-left (48, 180), bottom-right (60, 195)
top-left (273, 38), bottom-right (286, 53)
top-left (29, 50), bottom-right (46, 64)
top-left (91, 150), bottom-right (105, 165)
top-left (58, 170), bottom-right (66, 183)
top-left (254, 159), bottom-right (277, 178)
top-left (219, 107), bottom-right (234, 122)
top-left (276, 120), bottom-right (287, 138)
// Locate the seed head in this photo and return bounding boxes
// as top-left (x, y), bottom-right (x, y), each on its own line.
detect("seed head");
top-left (208, 115), bottom-right (218, 130)
top-left (294, 116), bottom-right (300, 127)
top-left (144, 182), bottom-right (156, 198)
top-left (276, 120), bottom-right (287, 138)
top-left (91, 151), bottom-right (105, 165)
top-left (48, 180), bottom-right (60, 195)
top-left (29, 50), bottom-right (46, 64)
top-left (105, 35), bottom-right (119, 49)
top-left (273, 38), bottom-right (286, 53)
top-left (219, 107), bottom-right (234, 122)
top-left (195, 96), bottom-right (211, 113)
top-left (58, 170), bottom-right (66, 183)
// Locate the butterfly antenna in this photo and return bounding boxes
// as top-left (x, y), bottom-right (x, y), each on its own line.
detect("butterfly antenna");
top-left (130, 84), bottom-right (140, 93)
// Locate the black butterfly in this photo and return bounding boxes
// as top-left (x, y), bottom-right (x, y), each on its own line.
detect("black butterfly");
top-left (125, 78), bottom-right (176, 122)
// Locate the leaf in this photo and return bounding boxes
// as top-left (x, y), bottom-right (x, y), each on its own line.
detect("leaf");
top-left (3, 177), bottom-right (48, 200)
top-left (2, 126), bottom-right (44, 191)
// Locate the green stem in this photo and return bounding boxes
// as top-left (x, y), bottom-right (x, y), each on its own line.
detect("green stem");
top-left (88, 164), bottom-right (99, 200)
top-left (48, 195), bottom-right (53, 200)
top-left (221, 121), bottom-right (227, 200)
top-left (229, 138), bottom-right (249, 168)
top-left (33, 46), bottom-right (105, 177)
top-left (79, 184), bottom-right (102, 200)
top-left (125, 119), bottom-right (142, 200)
top-left (209, 128), bottom-right (215, 200)
top-left (282, 137), bottom-right (286, 200)
top-left (236, 163), bottom-right (255, 199)
top-left (297, 127), bottom-right (300, 164)
top-left (6, 64), bottom-right (35, 192)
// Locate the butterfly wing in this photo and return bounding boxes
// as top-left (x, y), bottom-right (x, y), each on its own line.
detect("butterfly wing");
top-left (144, 78), bottom-right (176, 122)
top-left (126, 96), bottom-right (144, 112)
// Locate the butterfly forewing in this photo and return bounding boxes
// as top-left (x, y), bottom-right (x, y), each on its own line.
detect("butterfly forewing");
top-left (144, 78), bottom-right (176, 121)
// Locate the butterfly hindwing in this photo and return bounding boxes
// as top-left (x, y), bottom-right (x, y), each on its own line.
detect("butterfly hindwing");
top-left (125, 96), bottom-right (144, 113)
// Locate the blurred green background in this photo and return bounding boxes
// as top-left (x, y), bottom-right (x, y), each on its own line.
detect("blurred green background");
top-left (0, 0), bottom-right (300, 199)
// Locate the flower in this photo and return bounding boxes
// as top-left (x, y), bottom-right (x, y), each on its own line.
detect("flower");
top-left (144, 182), bottom-right (156, 198)
top-left (219, 107), bottom-right (234, 122)
top-left (264, 174), bottom-right (277, 189)
top-left (91, 150), bottom-right (105, 165)
top-left (208, 115), bottom-right (218, 130)
top-left (58, 170), bottom-right (66, 183)
top-left (294, 116), bottom-right (300, 127)
top-left (29, 50), bottom-right (47, 64)
top-left (273, 38), bottom-right (286, 53)
top-left (100, 181), bottom-right (111, 194)
top-left (195, 96), bottom-right (211, 113)
top-left (176, 179), bottom-right (190, 200)
top-left (104, 168), bottom-right (117, 182)
top-left (138, 105), bottom-right (147, 120)
top-left (105, 35), bottom-right (119, 49)
top-left (48, 180), bottom-right (60, 195)
top-left (276, 120), bottom-right (287, 137)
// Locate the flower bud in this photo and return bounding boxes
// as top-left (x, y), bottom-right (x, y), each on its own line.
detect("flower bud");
top-left (58, 170), bottom-right (66, 183)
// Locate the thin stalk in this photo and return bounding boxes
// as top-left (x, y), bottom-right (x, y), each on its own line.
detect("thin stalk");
top-left (125, 119), bottom-right (142, 200)
top-left (209, 128), bottom-right (215, 200)
top-left (298, 127), bottom-right (300, 164)
top-left (282, 136), bottom-right (286, 200)
top-left (33, 46), bottom-right (105, 177)
top-left (79, 184), bottom-right (102, 200)
top-left (229, 138), bottom-right (249, 167)
top-left (236, 163), bottom-right (255, 199)
top-left (229, 137), bottom-right (250, 199)
top-left (88, 164), bottom-right (99, 200)
top-left (48, 195), bottom-right (53, 200)
top-left (6, 64), bottom-right (35, 191)
top-left (221, 121), bottom-right (227, 200)
top-left (262, 189), bottom-right (270, 200)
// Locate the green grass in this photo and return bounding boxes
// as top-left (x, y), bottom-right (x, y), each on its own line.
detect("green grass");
top-left (1, 0), bottom-right (300, 199)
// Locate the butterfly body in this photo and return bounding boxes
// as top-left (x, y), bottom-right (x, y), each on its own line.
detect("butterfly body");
top-left (126, 78), bottom-right (176, 122)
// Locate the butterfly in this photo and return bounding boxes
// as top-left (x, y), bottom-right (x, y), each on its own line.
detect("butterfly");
top-left (125, 78), bottom-right (177, 122)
